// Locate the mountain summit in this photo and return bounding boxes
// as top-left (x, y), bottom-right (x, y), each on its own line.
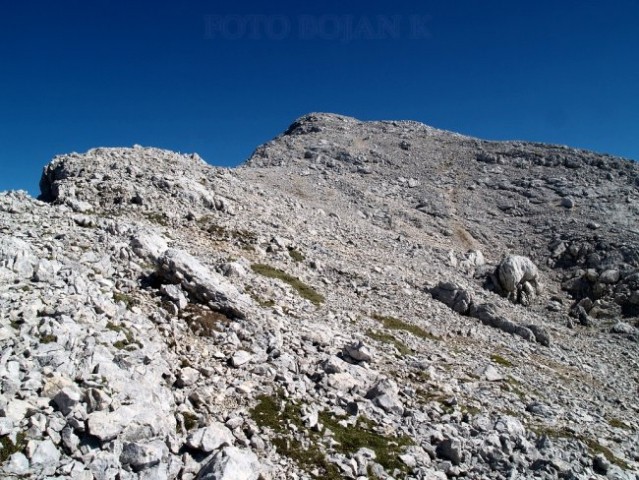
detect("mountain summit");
top-left (1, 114), bottom-right (638, 479)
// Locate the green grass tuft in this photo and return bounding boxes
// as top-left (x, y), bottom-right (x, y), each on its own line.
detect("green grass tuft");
top-left (532, 426), bottom-right (630, 470)
top-left (144, 212), bottom-right (168, 226)
top-left (106, 321), bottom-right (124, 333)
top-left (491, 354), bottom-right (513, 367)
top-left (251, 264), bottom-right (324, 305)
top-left (372, 313), bottom-right (438, 341)
top-left (462, 404), bottom-right (482, 416)
top-left (0, 432), bottom-right (26, 464)
top-left (250, 393), bottom-right (341, 479)
top-left (288, 248), bottom-right (305, 262)
top-left (206, 224), bottom-right (257, 245)
top-left (607, 418), bottom-right (630, 430)
top-left (182, 412), bottom-right (199, 432)
top-left (250, 391), bottom-right (413, 479)
top-left (244, 285), bottom-right (276, 308)
top-left (319, 412), bottom-right (414, 474)
top-left (107, 322), bottom-right (140, 350)
top-left (113, 292), bottom-right (138, 310)
top-left (366, 330), bottom-right (412, 356)
top-left (502, 376), bottom-right (526, 399)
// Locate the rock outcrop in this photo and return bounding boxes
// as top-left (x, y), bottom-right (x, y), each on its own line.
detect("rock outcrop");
top-left (496, 255), bottom-right (541, 304)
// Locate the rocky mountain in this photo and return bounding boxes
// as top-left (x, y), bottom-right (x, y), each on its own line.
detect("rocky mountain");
top-left (1, 113), bottom-right (638, 480)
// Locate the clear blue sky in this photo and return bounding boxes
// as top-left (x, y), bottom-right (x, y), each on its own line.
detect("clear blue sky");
top-left (1, 1), bottom-right (638, 195)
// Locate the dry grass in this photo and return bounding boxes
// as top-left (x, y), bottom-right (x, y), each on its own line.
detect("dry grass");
top-left (184, 306), bottom-right (230, 336)
top-left (454, 223), bottom-right (476, 250)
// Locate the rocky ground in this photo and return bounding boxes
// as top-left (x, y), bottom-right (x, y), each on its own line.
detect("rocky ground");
top-left (1, 113), bottom-right (638, 479)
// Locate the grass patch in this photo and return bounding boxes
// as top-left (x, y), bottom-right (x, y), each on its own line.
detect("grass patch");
top-left (113, 292), bottom-right (138, 310)
top-left (581, 437), bottom-right (630, 470)
top-left (184, 306), bottom-right (230, 336)
top-left (416, 388), bottom-right (454, 410)
top-left (106, 321), bottom-right (124, 333)
top-left (40, 334), bottom-right (58, 344)
top-left (251, 264), bottom-right (324, 306)
top-left (144, 212), bottom-right (168, 226)
top-left (113, 340), bottom-right (133, 350)
top-left (271, 437), bottom-right (340, 479)
top-left (250, 393), bottom-right (341, 479)
top-left (107, 322), bottom-right (141, 350)
top-left (461, 404), bottom-right (482, 416)
top-left (251, 393), bottom-right (295, 431)
top-left (500, 407), bottom-right (521, 418)
top-left (319, 412), bottom-right (414, 473)
top-left (533, 426), bottom-right (630, 470)
top-left (0, 431), bottom-right (26, 464)
top-left (206, 224), bottom-right (257, 246)
top-left (502, 376), bottom-right (527, 399)
top-left (250, 391), bottom-right (414, 479)
top-left (372, 313), bottom-right (438, 341)
top-left (366, 330), bottom-right (412, 356)
top-left (288, 248), bottom-right (305, 262)
top-left (415, 388), bottom-right (450, 406)
top-left (182, 412), bottom-right (199, 432)
top-left (253, 296), bottom-right (276, 308)
top-left (608, 418), bottom-right (630, 430)
top-left (409, 370), bottom-right (431, 382)
top-left (244, 285), bottom-right (276, 308)
top-left (491, 354), bottom-right (513, 367)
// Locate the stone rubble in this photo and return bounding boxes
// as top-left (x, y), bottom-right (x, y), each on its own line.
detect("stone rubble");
top-left (0, 113), bottom-right (638, 479)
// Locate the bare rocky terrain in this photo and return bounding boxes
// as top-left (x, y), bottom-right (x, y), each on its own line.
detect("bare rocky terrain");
top-left (1, 112), bottom-right (638, 479)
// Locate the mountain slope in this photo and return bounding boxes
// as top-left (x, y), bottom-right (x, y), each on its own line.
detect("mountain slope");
top-left (1, 114), bottom-right (638, 479)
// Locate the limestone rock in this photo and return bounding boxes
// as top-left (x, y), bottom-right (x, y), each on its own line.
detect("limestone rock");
top-left (230, 350), bottom-right (253, 368)
top-left (87, 410), bottom-right (126, 442)
top-left (29, 439), bottom-right (61, 474)
top-left (497, 255), bottom-right (540, 300)
top-left (437, 438), bottom-right (463, 465)
top-left (187, 423), bottom-right (234, 453)
top-left (161, 283), bottom-right (189, 310)
top-left (120, 440), bottom-right (167, 472)
top-left (475, 365), bottom-right (503, 382)
top-left (430, 282), bottom-right (473, 314)
top-left (3, 452), bottom-right (30, 476)
top-left (52, 386), bottom-right (83, 416)
top-left (158, 248), bottom-right (251, 319)
top-left (366, 379), bottom-right (404, 415)
top-left (195, 447), bottom-right (260, 480)
top-left (177, 367), bottom-right (201, 388)
top-left (343, 340), bottom-right (373, 362)
top-left (0, 236), bottom-right (38, 278)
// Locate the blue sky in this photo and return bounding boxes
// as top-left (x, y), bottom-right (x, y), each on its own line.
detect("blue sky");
top-left (1, 1), bottom-right (638, 195)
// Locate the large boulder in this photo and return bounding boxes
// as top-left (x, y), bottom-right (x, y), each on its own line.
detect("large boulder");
top-left (469, 303), bottom-right (550, 346)
top-left (131, 231), bottom-right (252, 319)
top-left (158, 249), bottom-right (252, 319)
top-left (458, 250), bottom-right (485, 276)
top-left (497, 255), bottom-right (540, 303)
top-left (430, 282), bottom-right (473, 314)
